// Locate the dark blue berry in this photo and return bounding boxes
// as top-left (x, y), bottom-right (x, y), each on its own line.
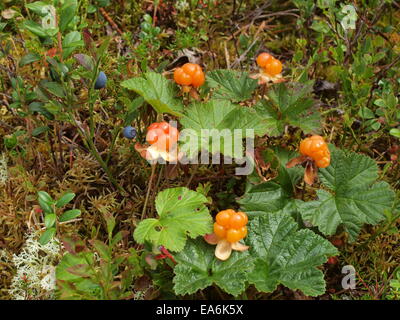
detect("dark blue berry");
top-left (123, 126), bottom-right (137, 139)
top-left (94, 71), bottom-right (107, 89)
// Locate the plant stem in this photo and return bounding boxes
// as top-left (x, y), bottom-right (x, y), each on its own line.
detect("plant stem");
top-left (141, 164), bottom-right (157, 219)
top-left (69, 113), bottom-right (125, 195)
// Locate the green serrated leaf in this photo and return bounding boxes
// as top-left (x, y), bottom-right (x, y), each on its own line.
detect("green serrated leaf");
top-left (255, 81), bottom-right (320, 136)
top-left (238, 181), bottom-right (294, 217)
top-left (133, 187), bottom-right (212, 252)
top-left (180, 100), bottom-right (267, 159)
top-left (121, 72), bottom-right (184, 117)
top-left (173, 239), bottom-right (254, 296)
top-left (247, 211), bottom-right (338, 297)
top-left (206, 69), bottom-right (258, 102)
top-left (298, 146), bottom-right (395, 241)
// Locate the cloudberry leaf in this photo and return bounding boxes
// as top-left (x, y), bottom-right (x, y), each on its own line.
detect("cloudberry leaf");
top-left (255, 81), bottom-right (321, 136)
top-left (247, 211), bottom-right (338, 297)
top-left (298, 146), bottom-right (395, 241)
top-left (121, 72), bottom-right (184, 117)
top-left (238, 181), bottom-right (295, 218)
top-left (206, 69), bottom-right (258, 102)
top-left (173, 239), bottom-right (254, 296)
top-left (133, 188), bottom-right (212, 252)
top-left (180, 100), bottom-right (267, 159)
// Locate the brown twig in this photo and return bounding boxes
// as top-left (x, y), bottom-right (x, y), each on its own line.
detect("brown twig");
top-left (99, 7), bottom-right (123, 35)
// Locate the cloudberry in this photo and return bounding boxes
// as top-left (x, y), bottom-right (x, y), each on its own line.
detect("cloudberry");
top-left (299, 135), bottom-right (330, 168)
top-left (173, 63), bottom-right (205, 88)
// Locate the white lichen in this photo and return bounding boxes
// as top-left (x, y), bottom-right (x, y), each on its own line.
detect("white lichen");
top-left (8, 231), bottom-right (61, 300)
top-left (0, 153), bottom-right (8, 186)
top-left (175, 0), bottom-right (189, 11)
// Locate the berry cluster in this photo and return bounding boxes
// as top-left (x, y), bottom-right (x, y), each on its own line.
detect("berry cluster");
top-left (256, 52), bottom-right (282, 76)
top-left (173, 63), bottom-right (205, 88)
top-left (299, 135), bottom-right (330, 168)
top-left (213, 209), bottom-right (248, 243)
top-left (146, 121), bottom-right (179, 151)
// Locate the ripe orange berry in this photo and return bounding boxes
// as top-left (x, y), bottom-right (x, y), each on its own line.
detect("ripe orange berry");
top-left (191, 69), bottom-right (205, 87)
top-left (315, 158), bottom-right (330, 168)
top-left (229, 212), bottom-right (248, 229)
top-left (238, 226), bottom-right (247, 238)
top-left (174, 68), bottom-right (192, 86)
top-left (216, 209), bottom-right (234, 227)
top-left (146, 122), bottom-right (179, 151)
top-left (226, 228), bottom-right (243, 243)
top-left (256, 52), bottom-right (273, 68)
top-left (299, 135), bottom-right (330, 168)
top-left (236, 211), bottom-right (248, 225)
top-left (214, 223), bottom-right (227, 239)
top-left (182, 63), bottom-right (199, 75)
top-left (173, 63), bottom-right (205, 88)
top-left (264, 58), bottom-right (282, 76)
top-left (214, 210), bottom-right (249, 243)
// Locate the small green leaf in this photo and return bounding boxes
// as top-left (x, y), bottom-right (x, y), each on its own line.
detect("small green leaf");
top-left (374, 99), bottom-right (386, 108)
top-left (32, 126), bottom-right (50, 137)
top-left (59, 0), bottom-right (77, 32)
top-left (41, 82), bottom-right (65, 98)
top-left (39, 227), bottom-right (56, 245)
top-left (25, 1), bottom-right (50, 16)
top-left (38, 191), bottom-right (54, 213)
top-left (56, 192), bottom-right (76, 208)
top-left (23, 20), bottom-right (47, 37)
top-left (56, 251), bottom-right (94, 281)
top-left (19, 52), bottom-right (41, 67)
top-left (102, 211), bottom-right (116, 238)
top-left (59, 209), bottom-right (81, 222)
top-left (389, 128), bottom-right (400, 138)
top-left (45, 213), bottom-right (56, 228)
top-left (62, 31), bottom-right (83, 58)
top-left (96, 36), bottom-right (111, 60)
top-left (73, 53), bottom-right (94, 71)
top-left (38, 191), bottom-right (53, 203)
top-left (358, 107), bottom-right (375, 119)
top-left (90, 240), bottom-right (111, 261)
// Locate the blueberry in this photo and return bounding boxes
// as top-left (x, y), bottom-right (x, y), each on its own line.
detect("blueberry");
top-left (94, 71), bottom-right (107, 89)
top-left (123, 126), bottom-right (137, 139)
